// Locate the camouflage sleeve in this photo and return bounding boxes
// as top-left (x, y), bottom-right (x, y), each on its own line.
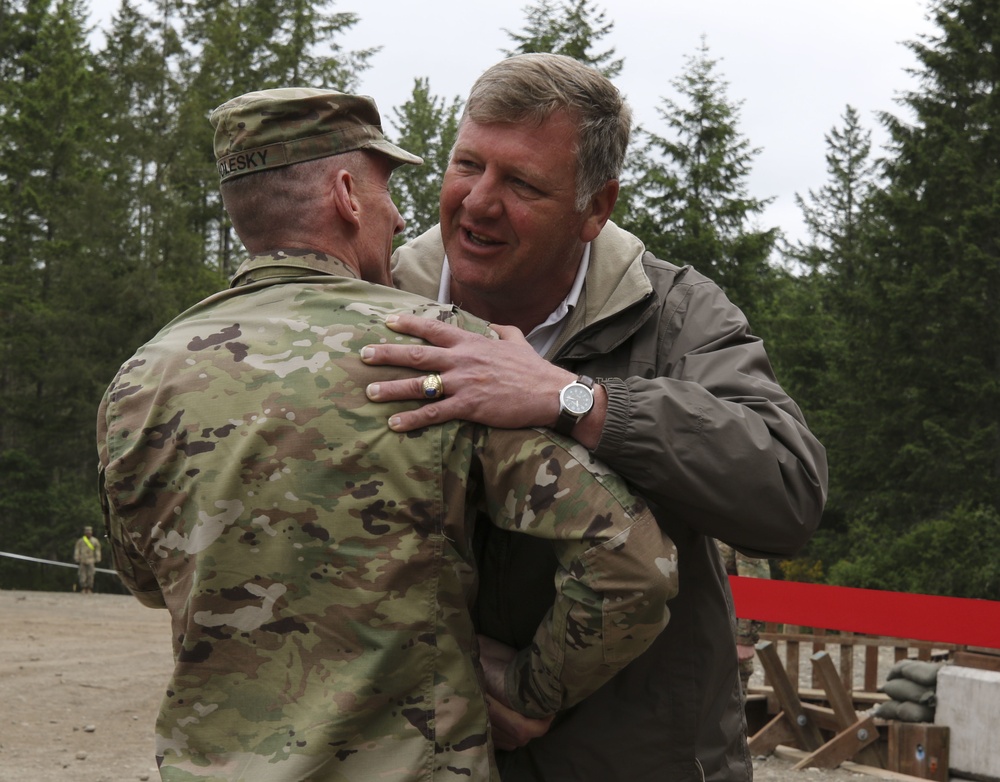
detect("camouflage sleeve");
top-left (715, 541), bottom-right (770, 643)
top-left (96, 380), bottom-right (166, 609)
top-left (478, 428), bottom-right (679, 718)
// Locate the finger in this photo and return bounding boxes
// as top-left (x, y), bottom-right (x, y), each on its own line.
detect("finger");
top-left (359, 341), bottom-right (451, 370)
top-left (365, 376), bottom-right (424, 403)
top-left (385, 313), bottom-right (480, 347)
top-left (386, 399), bottom-right (463, 432)
top-left (489, 323), bottom-right (526, 342)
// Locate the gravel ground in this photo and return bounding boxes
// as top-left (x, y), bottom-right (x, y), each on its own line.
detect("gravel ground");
top-left (0, 589), bottom-right (945, 781)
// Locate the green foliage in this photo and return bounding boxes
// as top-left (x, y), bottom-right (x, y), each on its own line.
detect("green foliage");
top-left (0, 449), bottom-right (103, 590)
top-left (388, 78), bottom-right (462, 244)
top-left (777, 558), bottom-right (824, 585)
top-left (3, 0), bottom-right (999, 607)
top-left (828, 505), bottom-right (1000, 599)
top-left (833, 0), bottom-right (1000, 531)
top-left (619, 38), bottom-right (777, 321)
top-left (503, 0), bottom-right (623, 78)
top-left (0, 0), bottom-right (373, 585)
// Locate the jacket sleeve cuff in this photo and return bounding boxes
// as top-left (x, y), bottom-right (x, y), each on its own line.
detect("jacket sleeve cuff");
top-left (593, 376), bottom-right (631, 460)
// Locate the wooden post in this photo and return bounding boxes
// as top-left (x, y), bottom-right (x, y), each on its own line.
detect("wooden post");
top-left (811, 651), bottom-right (883, 768)
top-left (749, 641), bottom-right (824, 754)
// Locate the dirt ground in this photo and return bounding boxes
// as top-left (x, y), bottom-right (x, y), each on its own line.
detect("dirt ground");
top-left (0, 588), bottom-right (878, 782)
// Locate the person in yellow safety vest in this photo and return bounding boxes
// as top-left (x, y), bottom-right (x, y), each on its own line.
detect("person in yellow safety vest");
top-left (73, 525), bottom-right (102, 594)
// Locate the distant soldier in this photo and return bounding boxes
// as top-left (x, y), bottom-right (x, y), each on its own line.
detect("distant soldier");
top-left (72, 525), bottom-right (102, 594)
top-left (716, 540), bottom-right (771, 693)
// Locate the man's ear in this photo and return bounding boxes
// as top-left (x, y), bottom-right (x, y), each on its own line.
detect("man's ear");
top-left (331, 169), bottom-right (362, 229)
top-left (580, 179), bottom-right (620, 243)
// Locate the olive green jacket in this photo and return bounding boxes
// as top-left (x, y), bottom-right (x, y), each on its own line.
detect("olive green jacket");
top-left (394, 223), bottom-right (827, 782)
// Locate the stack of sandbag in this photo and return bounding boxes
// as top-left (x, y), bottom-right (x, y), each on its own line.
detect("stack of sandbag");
top-left (874, 659), bottom-right (944, 723)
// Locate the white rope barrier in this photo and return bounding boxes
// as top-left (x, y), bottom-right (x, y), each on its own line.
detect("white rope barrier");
top-left (0, 550), bottom-right (118, 575)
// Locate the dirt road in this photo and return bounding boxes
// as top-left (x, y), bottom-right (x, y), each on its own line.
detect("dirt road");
top-left (0, 589), bottom-right (872, 781)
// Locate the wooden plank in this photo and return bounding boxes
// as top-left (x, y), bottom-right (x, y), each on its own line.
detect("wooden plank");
top-left (759, 632), bottom-right (962, 652)
top-left (812, 651), bottom-right (883, 767)
top-left (792, 714), bottom-right (880, 770)
top-left (813, 628), bottom-right (827, 688)
top-left (786, 639), bottom-right (801, 692)
top-left (748, 712), bottom-right (798, 755)
top-left (800, 702), bottom-right (842, 733)
top-left (775, 745), bottom-right (938, 781)
top-left (752, 684), bottom-right (888, 704)
top-left (755, 641), bottom-right (823, 750)
top-left (887, 723), bottom-right (949, 782)
top-left (952, 650), bottom-right (1000, 672)
top-left (840, 632), bottom-right (855, 691)
top-left (865, 644), bottom-right (880, 692)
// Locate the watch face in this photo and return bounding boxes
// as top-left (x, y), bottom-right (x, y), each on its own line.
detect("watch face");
top-left (562, 384), bottom-right (594, 415)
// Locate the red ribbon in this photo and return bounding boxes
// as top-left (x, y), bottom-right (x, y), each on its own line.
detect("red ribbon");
top-left (729, 576), bottom-right (1000, 648)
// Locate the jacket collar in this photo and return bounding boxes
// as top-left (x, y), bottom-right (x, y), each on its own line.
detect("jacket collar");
top-left (230, 250), bottom-right (359, 288)
top-left (391, 221), bottom-right (658, 358)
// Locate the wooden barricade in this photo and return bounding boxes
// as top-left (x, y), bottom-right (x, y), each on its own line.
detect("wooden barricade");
top-left (749, 641), bottom-right (882, 770)
top-left (757, 626), bottom-right (957, 700)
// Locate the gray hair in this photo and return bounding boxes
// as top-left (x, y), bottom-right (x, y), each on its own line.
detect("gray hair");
top-left (463, 53), bottom-right (632, 211)
top-left (221, 152), bottom-right (371, 246)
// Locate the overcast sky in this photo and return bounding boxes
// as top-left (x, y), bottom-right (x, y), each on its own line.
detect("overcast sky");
top-left (86, 0), bottom-right (938, 247)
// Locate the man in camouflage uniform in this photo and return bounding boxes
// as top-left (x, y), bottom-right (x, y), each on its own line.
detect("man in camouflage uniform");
top-left (96, 88), bottom-right (678, 782)
top-left (716, 541), bottom-right (771, 693)
top-left (72, 524), bottom-right (102, 594)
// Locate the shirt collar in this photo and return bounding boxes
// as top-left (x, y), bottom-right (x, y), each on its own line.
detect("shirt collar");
top-left (438, 244), bottom-right (591, 356)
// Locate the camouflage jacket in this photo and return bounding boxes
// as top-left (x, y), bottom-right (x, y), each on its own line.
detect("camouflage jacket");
top-left (715, 541), bottom-right (771, 644)
top-left (97, 251), bottom-right (678, 782)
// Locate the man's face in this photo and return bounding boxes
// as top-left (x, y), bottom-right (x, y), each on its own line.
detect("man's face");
top-left (440, 111), bottom-right (604, 319)
top-left (355, 154), bottom-right (405, 287)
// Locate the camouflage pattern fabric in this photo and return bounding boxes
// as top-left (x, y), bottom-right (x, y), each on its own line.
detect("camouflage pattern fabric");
top-left (716, 541), bottom-right (770, 689)
top-left (97, 251), bottom-right (678, 782)
top-left (211, 88), bottom-right (421, 182)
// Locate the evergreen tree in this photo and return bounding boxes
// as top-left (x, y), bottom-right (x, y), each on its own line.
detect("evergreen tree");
top-left (387, 78), bottom-right (462, 244)
top-left (787, 105), bottom-right (878, 280)
top-left (503, 0), bottom-right (623, 78)
top-left (768, 108), bottom-right (881, 577)
top-left (175, 0), bottom-right (377, 278)
top-left (0, 0), bottom-right (118, 573)
top-left (96, 0), bottom-right (220, 341)
top-left (831, 0), bottom-right (1000, 595)
top-left (622, 38), bottom-right (777, 320)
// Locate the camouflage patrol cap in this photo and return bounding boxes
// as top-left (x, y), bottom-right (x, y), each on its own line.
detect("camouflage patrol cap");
top-left (210, 88), bottom-right (422, 182)
top-left (83, 526), bottom-right (93, 533)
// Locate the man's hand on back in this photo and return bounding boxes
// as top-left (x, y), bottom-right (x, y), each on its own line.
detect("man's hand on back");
top-left (361, 314), bottom-right (571, 431)
top-left (477, 635), bottom-right (555, 750)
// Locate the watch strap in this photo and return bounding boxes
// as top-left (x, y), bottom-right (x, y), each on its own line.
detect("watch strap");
top-left (554, 375), bottom-right (595, 436)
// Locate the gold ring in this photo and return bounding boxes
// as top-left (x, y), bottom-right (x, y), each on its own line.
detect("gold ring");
top-left (421, 373), bottom-right (445, 400)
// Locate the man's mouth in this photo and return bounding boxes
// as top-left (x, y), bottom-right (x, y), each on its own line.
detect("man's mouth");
top-left (466, 228), bottom-right (501, 247)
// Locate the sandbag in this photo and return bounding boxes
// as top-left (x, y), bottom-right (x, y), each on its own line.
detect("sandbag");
top-left (896, 700), bottom-right (936, 723)
top-left (880, 677), bottom-right (934, 704)
top-left (886, 659), bottom-right (944, 686)
top-left (873, 699), bottom-right (901, 719)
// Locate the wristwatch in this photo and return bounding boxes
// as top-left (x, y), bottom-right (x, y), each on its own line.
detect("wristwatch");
top-left (555, 375), bottom-right (595, 435)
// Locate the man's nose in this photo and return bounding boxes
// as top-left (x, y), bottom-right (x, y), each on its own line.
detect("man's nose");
top-left (463, 172), bottom-right (503, 219)
top-left (392, 203), bottom-right (405, 236)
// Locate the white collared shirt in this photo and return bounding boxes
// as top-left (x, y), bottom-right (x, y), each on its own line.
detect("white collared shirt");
top-left (437, 244), bottom-right (591, 357)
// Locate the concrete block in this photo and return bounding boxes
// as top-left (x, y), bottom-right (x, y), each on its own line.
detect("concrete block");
top-left (935, 664), bottom-right (1000, 782)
